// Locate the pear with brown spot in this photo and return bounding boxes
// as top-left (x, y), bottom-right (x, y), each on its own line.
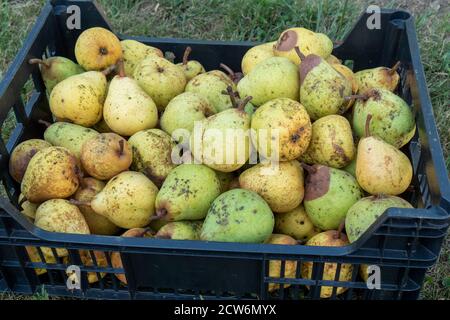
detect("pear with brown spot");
top-left (274, 205), bottom-right (316, 242)
top-left (9, 139), bottom-right (51, 183)
top-left (355, 61), bottom-right (401, 94)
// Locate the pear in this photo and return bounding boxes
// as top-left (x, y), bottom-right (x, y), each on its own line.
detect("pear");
top-left (177, 46), bottom-right (206, 81)
top-left (190, 90), bottom-right (252, 172)
top-left (185, 70), bottom-right (236, 112)
top-left (352, 88), bottom-right (415, 148)
top-left (81, 133), bottom-right (132, 180)
top-left (72, 177), bottom-right (120, 235)
top-left (63, 250), bottom-right (108, 284)
top-left (326, 55), bottom-right (342, 65)
top-left (25, 246), bottom-right (54, 275)
top-left (355, 61), bottom-right (401, 94)
top-left (239, 160), bottom-right (304, 213)
top-left (18, 193), bottom-right (38, 221)
top-left (274, 28), bottom-right (333, 65)
top-left (274, 205), bottom-right (316, 242)
top-left (301, 228), bottom-right (353, 298)
top-left (297, 48), bottom-right (352, 120)
top-left (160, 92), bottom-right (215, 137)
top-left (103, 61), bottom-right (158, 136)
top-left (155, 221), bottom-right (203, 240)
top-left (34, 199), bottom-right (90, 258)
top-left (200, 188), bottom-right (274, 243)
top-left (251, 98), bottom-right (312, 161)
top-left (43, 122), bottom-right (99, 158)
top-left (356, 115), bottom-right (413, 195)
top-left (345, 195), bottom-right (413, 243)
top-left (265, 234), bottom-right (298, 292)
top-left (89, 171), bottom-right (158, 229)
top-left (75, 27), bottom-right (123, 71)
top-left (241, 41), bottom-right (275, 75)
top-left (155, 164), bottom-right (221, 221)
top-left (128, 129), bottom-right (177, 187)
top-left (237, 57), bottom-right (299, 106)
top-left (9, 139), bottom-right (51, 183)
top-left (29, 57), bottom-right (84, 93)
top-left (49, 70), bottom-right (108, 126)
top-left (134, 56), bottom-right (186, 112)
top-left (120, 39), bottom-right (163, 77)
top-left (302, 164), bottom-right (363, 230)
top-left (301, 115), bottom-right (355, 168)
top-left (332, 64), bottom-right (358, 108)
top-left (21, 147), bottom-right (81, 203)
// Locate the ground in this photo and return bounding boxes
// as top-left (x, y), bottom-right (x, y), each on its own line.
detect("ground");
top-left (0, 0), bottom-right (448, 299)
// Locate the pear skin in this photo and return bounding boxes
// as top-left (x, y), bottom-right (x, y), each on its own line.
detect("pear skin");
top-left (9, 139), bottom-right (51, 183)
top-left (355, 61), bottom-right (400, 94)
top-left (120, 39), bottom-right (163, 77)
top-left (274, 205), bottom-right (316, 241)
top-left (241, 41), bottom-right (275, 75)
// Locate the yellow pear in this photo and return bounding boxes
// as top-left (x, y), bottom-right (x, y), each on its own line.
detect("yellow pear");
top-left (18, 193), bottom-right (38, 221)
top-left (274, 205), bottom-right (316, 242)
top-left (176, 46), bottom-right (206, 81)
top-left (63, 250), bottom-right (108, 284)
top-left (326, 55), bottom-right (342, 65)
top-left (9, 139), bottom-right (51, 183)
top-left (120, 39), bottom-right (163, 77)
top-left (241, 41), bottom-right (275, 75)
top-left (332, 64), bottom-right (358, 108)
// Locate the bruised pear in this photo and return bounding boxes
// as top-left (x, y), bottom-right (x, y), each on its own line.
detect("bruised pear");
top-left (274, 205), bottom-right (316, 242)
top-left (120, 39), bottom-right (163, 77)
top-left (155, 221), bottom-right (203, 240)
top-left (241, 41), bottom-right (275, 75)
top-left (239, 160), bottom-right (304, 213)
top-left (21, 147), bottom-right (81, 203)
top-left (177, 46), bottom-right (205, 81)
top-left (155, 164), bottom-right (221, 221)
top-left (302, 164), bottom-right (363, 230)
top-left (9, 139), bottom-right (51, 183)
top-left (355, 61), bottom-right (400, 94)
top-left (201, 189), bottom-right (274, 243)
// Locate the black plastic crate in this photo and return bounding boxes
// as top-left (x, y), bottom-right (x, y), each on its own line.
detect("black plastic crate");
top-left (0, 1), bottom-right (449, 300)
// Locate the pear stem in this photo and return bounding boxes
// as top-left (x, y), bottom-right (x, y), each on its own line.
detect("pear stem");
top-left (29, 58), bottom-right (50, 68)
top-left (118, 139), bottom-right (124, 156)
top-left (364, 114), bottom-right (373, 138)
top-left (221, 85), bottom-right (238, 108)
top-left (335, 221), bottom-right (345, 239)
top-left (389, 61), bottom-right (401, 75)
top-left (138, 227), bottom-right (153, 237)
top-left (37, 119), bottom-right (52, 127)
top-left (182, 46), bottom-right (192, 65)
top-left (219, 63), bottom-right (235, 79)
top-left (101, 64), bottom-right (117, 76)
top-left (237, 96), bottom-right (253, 111)
top-left (294, 46), bottom-right (306, 61)
top-left (117, 59), bottom-right (126, 78)
top-left (300, 163), bottom-right (317, 174)
top-left (69, 199), bottom-right (91, 207)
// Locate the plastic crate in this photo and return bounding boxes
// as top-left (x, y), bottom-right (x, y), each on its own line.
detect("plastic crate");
top-left (0, 0), bottom-right (449, 300)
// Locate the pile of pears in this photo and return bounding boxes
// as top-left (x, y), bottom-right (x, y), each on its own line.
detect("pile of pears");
top-left (10, 25), bottom-right (417, 297)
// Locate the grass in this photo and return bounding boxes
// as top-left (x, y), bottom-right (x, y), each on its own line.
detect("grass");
top-left (0, 0), bottom-right (448, 299)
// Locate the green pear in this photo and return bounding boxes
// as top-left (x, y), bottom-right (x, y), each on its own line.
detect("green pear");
top-left (155, 164), bottom-right (221, 221)
top-left (251, 98), bottom-right (312, 161)
top-left (120, 39), bottom-right (163, 77)
top-left (128, 129), bottom-right (177, 187)
top-left (355, 61), bottom-right (400, 94)
top-left (9, 139), bottom-right (51, 183)
top-left (185, 70), bottom-right (236, 112)
top-left (155, 221), bottom-right (203, 240)
top-left (241, 41), bottom-right (275, 75)
top-left (302, 164), bottom-right (363, 230)
top-left (302, 115), bottom-right (355, 168)
top-left (237, 57), bottom-right (299, 106)
top-left (29, 57), bottom-right (84, 93)
top-left (345, 195), bottom-right (413, 243)
top-left (21, 147), bottom-right (81, 203)
top-left (134, 56), bottom-right (186, 112)
top-left (43, 122), bottom-right (99, 158)
top-left (49, 71), bottom-right (108, 126)
top-left (176, 46), bottom-right (205, 81)
top-left (90, 171), bottom-right (158, 229)
top-left (274, 205), bottom-right (316, 242)
top-left (352, 88), bottom-right (415, 148)
top-left (239, 160), bottom-right (304, 213)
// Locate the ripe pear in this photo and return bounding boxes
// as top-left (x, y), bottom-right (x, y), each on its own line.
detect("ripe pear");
top-left (239, 160), bottom-right (304, 213)
top-left (120, 39), bottom-right (163, 77)
top-left (274, 28), bottom-right (333, 65)
top-left (326, 55), bottom-right (342, 65)
top-left (302, 164), bottom-right (363, 230)
top-left (49, 71), bottom-right (108, 126)
top-left (134, 56), bottom-right (186, 111)
top-left (43, 122), bottom-right (98, 158)
top-left (345, 195), bottom-right (413, 243)
top-left (185, 70), bottom-right (235, 112)
top-left (301, 115), bottom-right (355, 168)
top-left (160, 92), bottom-right (215, 137)
top-left (81, 133), bottom-right (132, 180)
top-left (332, 64), bottom-right (358, 108)
top-left (25, 246), bottom-right (54, 275)
top-left (75, 27), bottom-right (123, 71)
top-left (352, 88), bottom-right (415, 148)
top-left (177, 46), bottom-right (205, 81)
top-left (155, 164), bottom-right (221, 221)
top-left (18, 193), bottom-right (38, 221)
top-left (21, 147), bottom-right (81, 203)
top-left (237, 57), bottom-right (299, 106)
top-left (73, 177), bottom-right (120, 235)
top-left (274, 205), bottom-right (316, 242)
top-left (90, 171), bottom-right (158, 229)
top-left (155, 221), bottom-right (203, 240)
top-left (251, 98), bottom-right (312, 161)
top-left (241, 41), bottom-right (275, 75)
top-left (301, 228), bottom-right (353, 298)
top-left (103, 62), bottom-right (158, 136)
top-left (355, 61), bottom-right (400, 94)
top-left (200, 188), bottom-right (274, 243)
top-left (9, 139), bottom-right (51, 183)
top-left (29, 57), bottom-right (84, 93)
top-left (356, 115), bottom-right (413, 195)
top-left (265, 234), bottom-right (298, 292)
top-left (128, 129), bottom-right (177, 187)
